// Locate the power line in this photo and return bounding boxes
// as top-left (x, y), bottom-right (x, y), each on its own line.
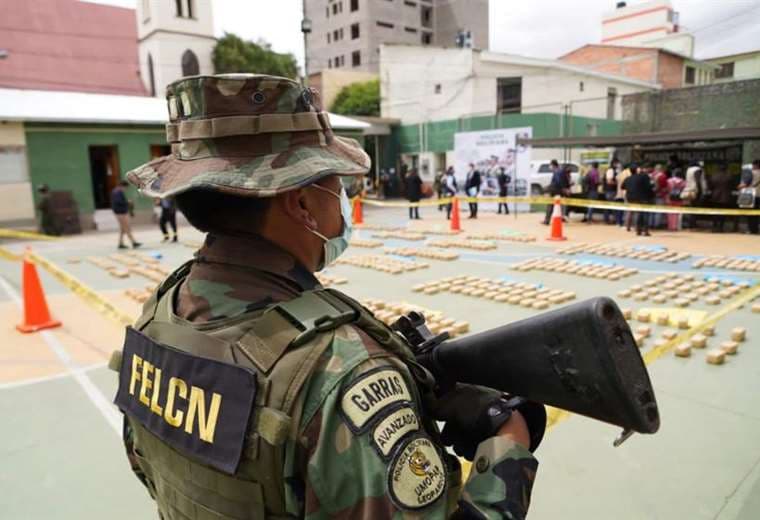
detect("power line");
top-left (689, 3), bottom-right (760, 34)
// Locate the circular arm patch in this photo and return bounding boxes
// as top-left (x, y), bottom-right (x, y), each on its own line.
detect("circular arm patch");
top-left (387, 435), bottom-right (447, 510)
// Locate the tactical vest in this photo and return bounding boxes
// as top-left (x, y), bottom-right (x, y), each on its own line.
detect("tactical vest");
top-left (110, 261), bottom-right (428, 519)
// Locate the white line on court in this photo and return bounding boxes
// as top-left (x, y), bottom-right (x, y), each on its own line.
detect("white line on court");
top-left (0, 362), bottom-right (107, 390)
top-left (0, 275), bottom-right (122, 435)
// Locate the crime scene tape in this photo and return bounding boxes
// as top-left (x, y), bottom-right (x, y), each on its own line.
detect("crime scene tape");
top-left (26, 251), bottom-right (135, 326)
top-left (0, 246), bottom-right (22, 261)
top-left (0, 228), bottom-right (59, 241)
top-left (544, 283), bottom-right (760, 433)
top-left (358, 196), bottom-right (760, 216)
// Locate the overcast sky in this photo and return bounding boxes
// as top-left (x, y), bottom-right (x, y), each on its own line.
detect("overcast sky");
top-left (89, 0), bottom-right (760, 63)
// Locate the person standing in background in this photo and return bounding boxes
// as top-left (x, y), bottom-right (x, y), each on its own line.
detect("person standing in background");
top-left (111, 180), bottom-right (142, 249)
top-left (709, 163), bottom-right (734, 233)
top-left (158, 197), bottom-right (178, 242)
top-left (651, 164), bottom-right (669, 229)
top-left (617, 164), bottom-right (633, 230)
top-left (543, 159), bottom-right (569, 224)
top-left (406, 168), bottom-right (423, 220)
top-left (623, 165), bottom-right (654, 236)
top-left (603, 159), bottom-right (621, 225)
top-left (443, 167), bottom-right (458, 220)
top-left (582, 162), bottom-right (600, 223)
top-left (739, 159), bottom-right (760, 234)
top-left (682, 163), bottom-right (708, 229)
top-left (434, 170), bottom-right (444, 211)
top-left (666, 168), bottom-right (686, 231)
top-left (465, 163), bottom-right (481, 218)
top-left (497, 166), bottom-right (510, 215)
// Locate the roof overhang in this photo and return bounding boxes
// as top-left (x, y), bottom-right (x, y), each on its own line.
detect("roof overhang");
top-left (518, 127), bottom-right (760, 148)
top-left (0, 88), bottom-right (370, 130)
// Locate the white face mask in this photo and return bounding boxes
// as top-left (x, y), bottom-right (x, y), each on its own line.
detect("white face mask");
top-left (306, 183), bottom-right (353, 270)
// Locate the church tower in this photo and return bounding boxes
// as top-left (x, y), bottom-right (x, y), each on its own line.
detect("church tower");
top-left (135, 0), bottom-right (216, 97)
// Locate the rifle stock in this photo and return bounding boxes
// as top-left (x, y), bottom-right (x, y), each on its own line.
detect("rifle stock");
top-left (414, 297), bottom-right (660, 440)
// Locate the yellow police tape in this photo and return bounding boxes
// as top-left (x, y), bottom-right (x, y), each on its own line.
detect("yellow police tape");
top-left (358, 196), bottom-right (760, 216)
top-left (26, 251), bottom-right (135, 326)
top-left (0, 246), bottom-right (23, 262)
top-left (0, 228), bottom-right (59, 241)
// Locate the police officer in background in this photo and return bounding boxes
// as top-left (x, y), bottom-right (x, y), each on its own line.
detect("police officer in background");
top-left (113, 74), bottom-right (543, 519)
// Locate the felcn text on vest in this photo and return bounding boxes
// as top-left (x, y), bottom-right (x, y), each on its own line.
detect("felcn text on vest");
top-left (128, 352), bottom-right (222, 443)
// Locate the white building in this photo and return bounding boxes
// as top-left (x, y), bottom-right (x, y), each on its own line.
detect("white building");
top-left (601, 0), bottom-right (695, 57)
top-left (380, 44), bottom-right (660, 173)
top-left (136, 0), bottom-right (217, 97)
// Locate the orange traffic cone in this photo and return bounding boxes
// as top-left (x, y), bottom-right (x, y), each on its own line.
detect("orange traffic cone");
top-left (450, 197), bottom-right (462, 232)
top-left (547, 196), bottom-right (567, 241)
top-left (352, 197), bottom-right (364, 225)
top-left (16, 250), bottom-right (61, 333)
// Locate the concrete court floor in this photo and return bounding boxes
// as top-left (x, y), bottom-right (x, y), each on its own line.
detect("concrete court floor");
top-left (0, 202), bottom-right (759, 519)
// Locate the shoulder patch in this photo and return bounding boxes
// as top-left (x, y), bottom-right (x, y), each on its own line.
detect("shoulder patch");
top-left (387, 435), bottom-right (447, 511)
top-left (114, 327), bottom-right (257, 475)
top-left (372, 406), bottom-right (420, 459)
top-left (340, 366), bottom-right (413, 432)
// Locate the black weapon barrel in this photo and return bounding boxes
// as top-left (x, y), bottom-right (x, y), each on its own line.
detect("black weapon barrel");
top-left (418, 297), bottom-right (659, 434)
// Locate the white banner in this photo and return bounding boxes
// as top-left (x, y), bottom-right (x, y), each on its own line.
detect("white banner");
top-left (454, 127), bottom-right (532, 195)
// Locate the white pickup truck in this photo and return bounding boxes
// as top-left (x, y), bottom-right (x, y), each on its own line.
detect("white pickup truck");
top-left (528, 161), bottom-right (582, 195)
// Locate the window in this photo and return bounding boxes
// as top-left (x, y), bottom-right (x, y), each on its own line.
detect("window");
top-left (404, 0), bottom-right (417, 5)
top-left (335, 55), bottom-right (344, 68)
top-left (579, 81), bottom-right (584, 92)
top-left (607, 87), bottom-right (617, 119)
top-left (421, 32), bottom-right (432, 44)
top-left (338, 2), bottom-right (343, 13)
top-left (376, 21), bottom-right (394, 29)
top-left (421, 5), bottom-right (433, 28)
top-left (716, 62), bottom-right (734, 79)
top-left (175, 0), bottom-right (193, 18)
top-left (333, 29), bottom-right (339, 41)
top-left (181, 49), bottom-right (200, 77)
top-left (327, 33), bottom-right (331, 43)
top-left (685, 66), bottom-right (695, 85)
top-left (351, 0), bottom-right (359, 11)
top-left (352, 50), bottom-right (361, 67)
top-left (328, 58), bottom-right (332, 68)
top-left (326, 7), bottom-right (329, 17)
top-left (351, 23), bottom-right (360, 39)
top-left (497, 77), bottom-right (522, 113)
top-left (332, 3), bottom-right (338, 14)
top-left (339, 28), bottom-right (344, 40)
top-left (434, 83), bottom-right (441, 94)
top-left (405, 27), bottom-right (417, 33)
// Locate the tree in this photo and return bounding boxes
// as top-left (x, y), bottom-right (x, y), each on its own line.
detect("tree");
top-left (330, 79), bottom-right (380, 116)
top-left (212, 33), bottom-right (299, 79)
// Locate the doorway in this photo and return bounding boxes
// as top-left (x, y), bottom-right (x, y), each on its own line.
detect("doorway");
top-left (89, 146), bottom-right (121, 210)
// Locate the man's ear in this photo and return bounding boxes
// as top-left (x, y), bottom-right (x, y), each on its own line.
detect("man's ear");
top-left (279, 188), bottom-right (318, 229)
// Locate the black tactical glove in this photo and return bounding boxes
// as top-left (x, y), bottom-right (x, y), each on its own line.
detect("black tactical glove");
top-left (426, 383), bottom-right (546, 460)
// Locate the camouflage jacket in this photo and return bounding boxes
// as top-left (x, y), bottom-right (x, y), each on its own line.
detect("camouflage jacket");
top-left (166, 234), bottom-right (539, 518)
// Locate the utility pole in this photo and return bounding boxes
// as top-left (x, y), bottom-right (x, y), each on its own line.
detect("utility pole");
top-left (301, 0), bottom-right (312, 86)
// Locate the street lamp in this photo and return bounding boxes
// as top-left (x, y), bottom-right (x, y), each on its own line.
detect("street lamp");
top-left (301, 10), bottom-right (312, 86)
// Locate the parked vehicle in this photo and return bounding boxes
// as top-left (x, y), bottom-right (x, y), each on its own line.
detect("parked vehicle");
top-left (528, 161), bottom-right (581, 195)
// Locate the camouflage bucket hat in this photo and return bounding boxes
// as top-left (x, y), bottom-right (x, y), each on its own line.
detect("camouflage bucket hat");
top-left (127, 74), bottom-right (370, 198)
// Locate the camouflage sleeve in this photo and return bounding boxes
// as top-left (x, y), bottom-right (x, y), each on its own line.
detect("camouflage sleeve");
top-left (456, 436), bottom-right (538, 519)
top-left (299, 354), bottom-right (538, 519)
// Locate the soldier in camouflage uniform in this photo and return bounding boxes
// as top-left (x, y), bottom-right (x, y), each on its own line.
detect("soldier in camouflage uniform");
top-left (113, 74), bottom-right (542, 519)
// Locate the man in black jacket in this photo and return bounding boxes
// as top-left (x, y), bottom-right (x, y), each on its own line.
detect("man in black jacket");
top-left (465, 163), bottom-right (481, 218)
top-left (622, 164), bottom-right (654, 236)
top-left (497, 167), bottom-right (510, 215)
